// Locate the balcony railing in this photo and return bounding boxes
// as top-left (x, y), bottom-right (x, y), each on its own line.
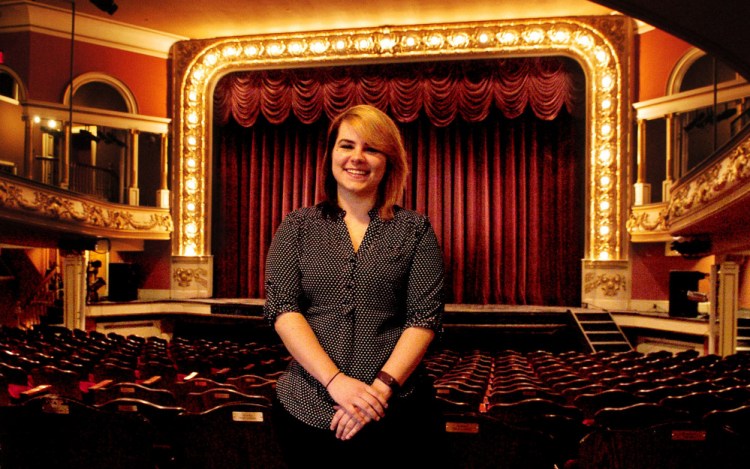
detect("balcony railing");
top-left (69, 161), bottom-right (120, 202)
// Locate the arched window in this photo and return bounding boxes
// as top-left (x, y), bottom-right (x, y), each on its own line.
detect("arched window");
top-left (634, 49), bottom-right (750, 203)
top-left (0, 69), bottom-right (19, 100)
top-left (74, 81), bottom-right (129, 112)
top-left (0, 67), bottom-right (26, 176)
top-left (669, 52), bottom-right (747, 175)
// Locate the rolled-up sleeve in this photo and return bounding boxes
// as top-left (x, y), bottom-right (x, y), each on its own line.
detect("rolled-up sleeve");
top-left (263, 213), bottom-right (303, 325)
top-left (404, 218), bottom-right (444, 332)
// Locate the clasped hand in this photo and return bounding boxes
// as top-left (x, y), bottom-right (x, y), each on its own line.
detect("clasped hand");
top-left (327, 373), bottom-right (390, 440)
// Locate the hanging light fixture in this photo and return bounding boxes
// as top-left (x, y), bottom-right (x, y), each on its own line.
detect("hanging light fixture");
top-left (89, 0), bottom-right (118, 15)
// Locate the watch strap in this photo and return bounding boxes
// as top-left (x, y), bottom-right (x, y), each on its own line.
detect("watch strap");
top-left (376, 370), bottom-right (400, 392)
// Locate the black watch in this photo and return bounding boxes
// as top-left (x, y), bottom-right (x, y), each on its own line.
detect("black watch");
top-left (376, 370), bottom-right (400, 392)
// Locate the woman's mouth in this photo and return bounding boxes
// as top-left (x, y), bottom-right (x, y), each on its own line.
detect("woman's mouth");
top-left (345, 168), bottom-right (369, 176)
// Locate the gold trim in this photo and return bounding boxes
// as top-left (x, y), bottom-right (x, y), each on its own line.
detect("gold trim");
top-left (172, 16), bottom-right (631, 261)
top-left (584, 272), bottom-right (627, 296)
top-left (626, 202), bottom-right (671, 242)
top-left (173, 267), bottom-right (208, 288)
top-left (0, 175), bottom-right (172, 239)
top-left (668, 134), bottom-right (750, 230)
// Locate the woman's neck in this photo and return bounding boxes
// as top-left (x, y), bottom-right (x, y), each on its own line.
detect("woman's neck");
top-left (337, 192), bottom-right (376, 219)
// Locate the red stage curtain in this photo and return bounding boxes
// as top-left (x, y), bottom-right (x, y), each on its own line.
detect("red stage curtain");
top-left (212, 58), bottom-right (583, 305)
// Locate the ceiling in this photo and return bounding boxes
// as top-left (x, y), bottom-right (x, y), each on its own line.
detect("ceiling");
top-left (58, 0), bottom-right (750, 80)
top-left (69, 0), bottom-right (617, 39)
top-left (594, 0), bottom-right (750, 81)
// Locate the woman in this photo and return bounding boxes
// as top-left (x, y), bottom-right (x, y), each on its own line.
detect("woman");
top-left (264, 104), bottom-right (446, 467)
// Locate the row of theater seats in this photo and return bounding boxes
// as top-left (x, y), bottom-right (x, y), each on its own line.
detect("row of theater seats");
top-left (424, 348), bottom-right (750, 468)
top-left (1, 324), bottom-right (749, 468)
top-left (0, 325), bottom-right (291, 468)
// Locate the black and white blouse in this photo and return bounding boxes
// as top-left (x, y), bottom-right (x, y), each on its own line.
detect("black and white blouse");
top-left (264, 202), bottom-right (444, 429)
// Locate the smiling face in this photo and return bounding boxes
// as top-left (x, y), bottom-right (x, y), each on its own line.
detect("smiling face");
top-left (331, 120), bottom-right (387, 205)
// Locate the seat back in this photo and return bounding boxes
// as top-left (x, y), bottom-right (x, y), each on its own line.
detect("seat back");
top-left (29, 364), bottom-right (83, 401)
top-left (0, 394), bottom-right (155, 469)
top-left (577, 420), bottom-right (711, 469)
top-left (183, 387), bottom-right (272, 413)
top-left (173, 402), bottom-right (284, 469)
top-left (442, 411), bottom-right (557, 469)
top-left (89, 381), bottom-right (178, 406)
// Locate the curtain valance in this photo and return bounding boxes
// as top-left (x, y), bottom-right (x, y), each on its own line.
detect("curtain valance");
top-left (213, 57), bottom-right (577, 127)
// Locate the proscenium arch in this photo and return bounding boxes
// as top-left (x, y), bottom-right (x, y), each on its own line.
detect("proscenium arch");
top-left (172, 16), bottom-right (632, 265)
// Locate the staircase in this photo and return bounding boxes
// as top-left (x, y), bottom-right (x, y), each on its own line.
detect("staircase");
top-left (737, 315), bottom-right (750, 354)
top-left (569, 309), bottom-right (632, 353)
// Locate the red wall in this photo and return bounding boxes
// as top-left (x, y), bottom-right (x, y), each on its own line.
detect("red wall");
top-left (1, 32), bottom-right (168, 117)
top-left (121, 241), bottom-right (172, 290)
top-left (637, 29), bottom-right (693, 102)
top-left (630, 243), bottom-right (709, 300)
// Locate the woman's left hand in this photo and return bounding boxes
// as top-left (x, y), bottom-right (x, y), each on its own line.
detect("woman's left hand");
top-left (331, 406), bottom-right (364, 440)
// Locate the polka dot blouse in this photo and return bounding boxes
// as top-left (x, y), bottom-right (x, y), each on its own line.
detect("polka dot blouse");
top-left (264, 202), bottom-right (445, 429)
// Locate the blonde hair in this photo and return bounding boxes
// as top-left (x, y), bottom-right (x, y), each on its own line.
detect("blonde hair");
top-left (322, 105), bottom-right (408, 220)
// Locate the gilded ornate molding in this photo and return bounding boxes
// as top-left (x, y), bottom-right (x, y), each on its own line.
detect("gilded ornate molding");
top-left (0, 175), bottom-right (172, 239)
top-left (172, 16), bottom-right (632, 262)
top-left (626, 202), bottom-right (671, 242)
top-left (668, 135), bottom-right (750, 227)
top-left (584, 272), bottom-right (627, 296)
top-left (173, 267), bottom-right (208, 288)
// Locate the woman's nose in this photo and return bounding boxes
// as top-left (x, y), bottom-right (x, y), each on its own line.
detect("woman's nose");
top-left (350, 147), bottom-right (365, 161)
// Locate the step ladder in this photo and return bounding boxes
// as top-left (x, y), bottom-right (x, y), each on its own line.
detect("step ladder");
top-left (569, 309), bottom-right (632, 353)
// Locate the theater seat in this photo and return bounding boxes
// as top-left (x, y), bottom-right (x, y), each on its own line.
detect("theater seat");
top-left (573, 389), bottom-right (642, 421)
top-left (442, 411), bottom-right (557, 469)
top-left (0, 394), bottom-right (155, 468)
top-left (592, 402), bottom-right (691, 430)
top-left (88, 380), bottom-right (178, 406)
top-left (182, 387), bottom-right (272, 413)
top-left (29, 364), bottom-right (83, 401)
top-left (226, 374), bottom-right (277, 401)
top-left (703, 404), bottom-right (750, 469)
top-left (172, 402), bottom-right (284, 469)
top-left (577, 419), bottom-right (711, 469)
top-left (486, 397), bottom-right (583, 426)
top-left (96, 397), bottom-right (186, 468)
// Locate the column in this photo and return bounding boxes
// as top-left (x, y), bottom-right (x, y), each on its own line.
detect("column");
top-left (716, 261), bottom-right (739, 357)
top-left (128, 129), bottom-right (140, 205)
top-left (633, 118), bottom-right (650, 205)
top-left (156, 132), bottom-right (170, 208)
top-left (663, 114), bottom-right (674, 201)
top-left (61, 250), bottom-right (87, 331)
top-left (60, 122), bottom-right (70, 189)
top-left (23, 117), bottom-right (34, 178)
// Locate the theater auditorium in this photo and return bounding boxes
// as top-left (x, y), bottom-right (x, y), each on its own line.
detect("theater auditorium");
top-left (1, 0), bottom-right (750, 467)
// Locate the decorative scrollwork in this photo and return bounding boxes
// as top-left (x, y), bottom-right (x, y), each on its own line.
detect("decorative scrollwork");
top-left (173, 267), bottom-right (208, 288)
top-left (0, 179), bottom-right (172, 236)
top-left (584, 272), bottom-right (626, 296)
top-left (626, 206), bottom-right (668, 233)
top-left (669, 138), bottom-right (750, 220)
